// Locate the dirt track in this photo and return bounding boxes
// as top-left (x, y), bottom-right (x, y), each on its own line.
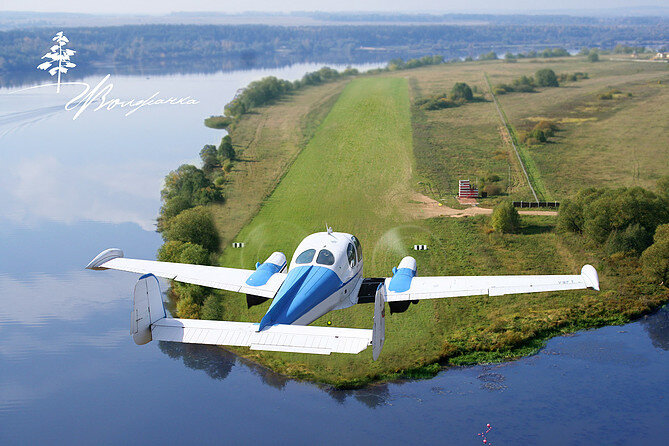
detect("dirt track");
top-left (408, 193), bottom-right (557, 219)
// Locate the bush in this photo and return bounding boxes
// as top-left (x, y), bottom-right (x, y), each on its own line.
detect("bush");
top-left (159, 164), bottom-right (223, 224)
top-left (535, 69), bottom-right (559, 87)
top-left (162, 206), bottom-right (220, 252)
top-left (641, 224), bottom-right (669, 284)
top-left (656, 175), bottom-right (669, 199)
top-left (479, 51), bottom-right (498, 60)
top-left (486, 174), bottom-right (501, 183)
top-left (605, 224), bottom-right (653, 255)
top-left (558, 187), bottom-right (669, 246)
top-left (491, 201), bottom-right (521, 233)
top-left (483, 184), bottom-right (503, 196)
top-left (451, 82), bottom-right (473, 101)
top-left (204, 116), bottom-right (233, 129)
top-left (199, 144), bottom-right (218, 173)
top-left (157, 240), bottom-right (210, 264)
top-left (587, 52), bottom-right (600, 62)
top-left (218, 135), bottom-right (235, 161)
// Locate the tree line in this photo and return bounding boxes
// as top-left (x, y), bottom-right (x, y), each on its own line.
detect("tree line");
top-left (2, 22), bottom-right (667, 86)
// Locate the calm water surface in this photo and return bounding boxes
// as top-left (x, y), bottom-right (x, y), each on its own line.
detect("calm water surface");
top-left (1, 66), bottom-right (667, 445)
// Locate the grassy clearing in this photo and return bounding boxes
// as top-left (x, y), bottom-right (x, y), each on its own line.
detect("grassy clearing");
top-left (493, 58), bottom-right (669, 197)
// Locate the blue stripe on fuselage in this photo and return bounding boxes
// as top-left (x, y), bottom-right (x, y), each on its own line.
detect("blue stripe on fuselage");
top-left (258, 265), bottom-right (344, 330)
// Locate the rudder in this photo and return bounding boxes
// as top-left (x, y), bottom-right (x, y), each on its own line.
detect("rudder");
top-left (132, 273), bottom-right (166, 345)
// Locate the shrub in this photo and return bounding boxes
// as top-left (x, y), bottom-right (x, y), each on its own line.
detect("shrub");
top-left (483, 184), bottom-right (503, 196)
top-left (491, 201), bottom-right (521, 233)
top-left (656, 175), bottom-right (669, 199)
top-left (535, 69), bottom-right (559, 87)
top-left (163, 206), bottom-right (220, 252)
top-left (159, 164), bottom-right (223, 224)
top-left (218, 135), bottom-right (235, 161)
top-left (588, 52), bottom-right (600, 62)
top-left (200, 144), bottom-right (218, 173)
top-left (558, 187), bottom-right (669, 246)
top-left (213, 174), bottom-right (226, 187)
top-left (486, 174), bottom-right (501, 183)
top-left (451, 82), bottom-right (473, 101)
top-left (604, 224), bottom-right (653, 255)
top-left (204, 116), bottom-right (233, 129)
top-left (641, 224), bottom-right (669, 284)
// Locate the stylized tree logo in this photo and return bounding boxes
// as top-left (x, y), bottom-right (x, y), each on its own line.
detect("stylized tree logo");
top-left (37, 31), bottom-right (76, 93)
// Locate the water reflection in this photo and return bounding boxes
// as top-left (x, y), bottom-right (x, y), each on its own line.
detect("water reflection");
top-left (158, 341), bottom-right (235, 381)
top-left (640, 305), bottom-right (669, 351)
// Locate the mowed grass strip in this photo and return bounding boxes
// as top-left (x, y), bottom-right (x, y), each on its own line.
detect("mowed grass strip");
top-left (221, 77), bottom-right (414, 270)
top-left (215, 77), bottom-right (457, 384)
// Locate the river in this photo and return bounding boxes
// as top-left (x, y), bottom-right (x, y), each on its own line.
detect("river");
top-left (1, 64), bottom-right (667, 445)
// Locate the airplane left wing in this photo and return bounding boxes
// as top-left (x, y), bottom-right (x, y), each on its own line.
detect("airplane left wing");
top-left (382, 264), bottom-right (599, 302)
top-left (86, 248), bottom-right (287, 298)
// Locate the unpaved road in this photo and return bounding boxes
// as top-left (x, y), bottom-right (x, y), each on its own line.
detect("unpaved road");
top-left (408, 193), bottom-right (557, 219)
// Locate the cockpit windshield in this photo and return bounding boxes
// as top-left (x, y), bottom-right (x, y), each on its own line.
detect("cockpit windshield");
top-left (352, 236), bottom-right (362, 261)
top-left (316, 249), bottom-right (335, 265)
top-left (295, 249), bottom-right (316, 264)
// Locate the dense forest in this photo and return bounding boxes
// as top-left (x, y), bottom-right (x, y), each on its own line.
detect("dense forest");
top-left (1, 22), bottom-right (667, 86)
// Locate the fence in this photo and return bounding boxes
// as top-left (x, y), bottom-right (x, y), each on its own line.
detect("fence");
top-left (513, 201), bottom-right (560, 208)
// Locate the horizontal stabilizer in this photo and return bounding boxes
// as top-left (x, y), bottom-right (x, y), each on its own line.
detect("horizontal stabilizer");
top-left (151, 318), bottom-right (372, 355)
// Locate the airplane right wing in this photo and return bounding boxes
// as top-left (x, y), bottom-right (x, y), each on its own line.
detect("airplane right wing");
top-left (86, 248), bottom-right (287, 298)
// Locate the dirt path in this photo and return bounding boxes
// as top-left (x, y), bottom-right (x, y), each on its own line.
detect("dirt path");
top-left (408, 193), bottom-right (557, 218)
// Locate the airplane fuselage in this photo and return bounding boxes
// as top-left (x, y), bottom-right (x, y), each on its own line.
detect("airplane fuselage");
top-left (258, 232), bottom-right (364, 330)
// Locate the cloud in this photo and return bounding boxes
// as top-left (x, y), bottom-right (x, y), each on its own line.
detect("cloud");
top-left (0, 155), bottom-right (164, 230)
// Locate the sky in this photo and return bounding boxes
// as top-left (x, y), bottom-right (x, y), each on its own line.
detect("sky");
top-left (1, 0), bottom-right (667, 15)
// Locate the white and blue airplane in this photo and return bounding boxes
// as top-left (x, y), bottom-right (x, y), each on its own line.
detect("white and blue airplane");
top-left (87, 228), bottom-right (600, 360)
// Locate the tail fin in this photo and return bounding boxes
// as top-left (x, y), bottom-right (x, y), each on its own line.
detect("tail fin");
top-left (131, 274), bottom-right (166, 345)
top-left (372, 283), bottom-right (386, 361)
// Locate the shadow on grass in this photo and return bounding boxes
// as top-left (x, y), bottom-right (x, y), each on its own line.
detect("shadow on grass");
top-left (520, 224), bottom-right (553, 235)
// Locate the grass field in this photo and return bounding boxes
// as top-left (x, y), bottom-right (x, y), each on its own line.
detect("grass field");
top-left (209, 79), bottom-right (349, 247)
top-left (196, 66), bottom-right (668, 386)
top-left (392, 57), bottom-right (668, 203)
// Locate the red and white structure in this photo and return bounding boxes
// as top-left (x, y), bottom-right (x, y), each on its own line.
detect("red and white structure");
top-left (458, 179), bottom-right (478, 198)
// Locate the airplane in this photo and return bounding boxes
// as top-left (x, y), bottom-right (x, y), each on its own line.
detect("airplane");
top-left (86, 228), bottom-right (600, 360)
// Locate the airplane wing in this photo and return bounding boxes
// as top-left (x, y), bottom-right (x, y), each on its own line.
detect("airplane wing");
top-left (152, 318), bottom-right (372, 355)
top-left (381, 264), bottom-right (600, 302)
top-left (86, 248), bottom-right (287, 298)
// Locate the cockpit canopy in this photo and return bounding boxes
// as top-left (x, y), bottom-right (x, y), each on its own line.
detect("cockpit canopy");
top-left (295, 248), bottom-right (335, 266)
top-left (289, 232), bottom-right (363, 273)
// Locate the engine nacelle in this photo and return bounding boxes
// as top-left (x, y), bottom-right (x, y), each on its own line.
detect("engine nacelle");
top-left (247, 252), bottom-right (287, 286)
top-left (245, 252), bottom-right (287, 308)
top-left (387, 256), bottom-right (418, 314)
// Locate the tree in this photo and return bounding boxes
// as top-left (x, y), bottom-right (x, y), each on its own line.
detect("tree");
top-left (162, 206), bottom-right (220, 252)
top-left (37, 31), bottom-right (76, 93)
top-left (587, 52), bottom-right (600, 62)
top-left (535, 69), bottom-right (559, 87)
top-left (451, 82), bottom-right (473, 101)
top-left (157, 240), bottom-right (209, 264)
top-left (217, 135), bottom-right (235, 161)
top-left (159, 164), bottom-right (222, 224)
top-left (200, 144), bottom-right (218, 173)
top-left (491, 201), bottom-right (521, 233)
top-left (605, 223), bottom-right (652, 255)
top-left (656, 175), bottom-right (669, 200)
top-left (479, 51), bottom-right (498, 60)
top-left (641, 224), bottom-right (669, 285)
